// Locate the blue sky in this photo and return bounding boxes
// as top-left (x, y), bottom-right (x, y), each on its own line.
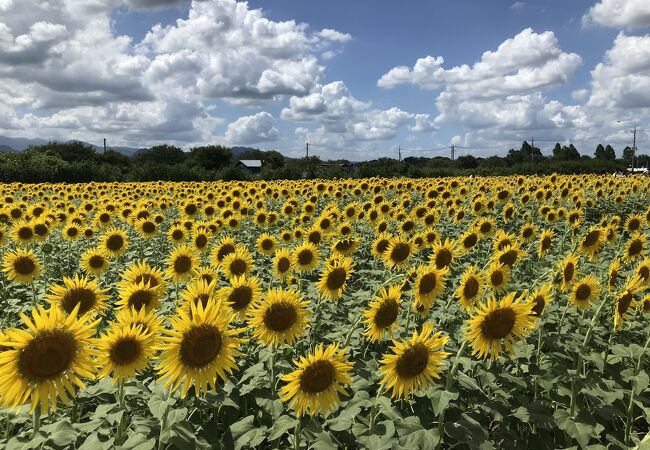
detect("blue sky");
top-left (1, 0), bottom-right (649, 160)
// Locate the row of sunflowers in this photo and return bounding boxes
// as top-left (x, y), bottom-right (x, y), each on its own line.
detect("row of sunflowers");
top-left (0, 174), bottom-right (648, 449)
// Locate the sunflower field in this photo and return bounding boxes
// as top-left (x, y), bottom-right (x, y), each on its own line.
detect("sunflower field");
top-left (0, 175), bottom-right (649, 450)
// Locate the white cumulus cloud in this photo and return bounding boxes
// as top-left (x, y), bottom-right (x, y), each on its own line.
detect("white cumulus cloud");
top-left (225, 111), bottom-right (279, 145)
top-left (582, 0), bottom-right (650, 29)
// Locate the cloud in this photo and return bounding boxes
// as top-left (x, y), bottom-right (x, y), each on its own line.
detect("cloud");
top-left (225, 111), bottom-right (279, 145)
top-left (316, 28), bottom-right (352, 43)
top-left (587, 32), bottom-right (650, 109)
top-left (582, 0), bottom-right (650, 29)
top-left (510, 2), bottom-right (525, 10)
top-left (123, 0), bottom-right (185, 10)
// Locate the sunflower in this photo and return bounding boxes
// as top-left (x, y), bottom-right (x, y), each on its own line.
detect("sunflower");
top-left (625, 214), bottom-right (643, 233)
top-left (363, 285), bottom-right (402, 342)
top-left (192, 230), bottom-right (211, 253)
top-left (519, 222), bottom-right (537, 243)
top-left (116, 306), bottom-right (164, 337)
top-left (119, 260), bottom-right (167, 294)
top-left (381, 238), bottom-right (413, 270)
top-left (2, 248), bottom-right (42, 284)
top-left (180, 279), bottom-right (217, 311)
top-left (412, 265), bottom-right (447, 309)
top-left (494, 244), bottom-right (527, 268)
top-left (272, 249), bottom-right (294, 280)
top-left (166, 244), bottom-right (199, 282)
top-left (116, 281), bottom-right (161, 313)
top-left (256, 233), bottom-right (277, 256)
top-left (135, 218), bottom-right (158, 238)
top-left (634, 258), bottom-right (650, 287)
top-left (623, 232), bottom-right (646, 262)
top-left (431, 239), bottom-right (457, 270)
top-left (279, 343), bottom-right (352, 416)
top-left (608, 259), bottom-right (621, 291)
top-left (459, 229), bottom-right (480, 254)
top-left (317, 257), bottom-right (354, 301)
top-left (455, 265), bottom-right (484, 310)
top-left (221, 247), bottom-right (254, 280)
top-left (100, 228), bottom-right (129, 257)
top-left (156, 300), bottom-right (243, 398)
top-left (211, 236), bottom-right (237, 267)
top-left (613, 276), bottom-right (644, 330)
top-left (168, 224), bottom-right (187, 244)
top-left (558, 253), bottom-right (579, 292)
top-left (527, 283), bottom-right (553, 317)
top-left (219, 276), bottom-right (261, 318)
top-left (12, 221), bottom-right (35, 244)
top-left (569, 275), bottom-right (600, 311)
top-left (80, 247), bottom-right (110, 276)
top-left (95, 323), bottom-right (155, 381)
top-left (332, 238), bottom-right (359, 257)
top-left (475, 218), bottom-right (496, 237)
top-left (485, 261), bottom-right (511, 294)
top-left (493, 230), bottom-right (517, 252)
top-left (379, 323), bottom-right (450, 399)
top-left (465, 292), bottom-right (536, 360)
top-left (292, 242), bottom-right (321, 273)
top-left (192, 266), bottom-right (219, 285)
top-left (577, 226), bottom-right (606, 260)
top-left (0, 305), bottom-right (98, 414)
top-left (248, 288), bottom-right (311, 347)
top-left (371, 233), bottom-right (392, 260)
top-left (45, 274), bottom-right (110, 317)
top-left (537, 229), bottom-right (555, 258)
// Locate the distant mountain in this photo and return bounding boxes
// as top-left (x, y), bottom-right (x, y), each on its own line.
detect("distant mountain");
top-left (0, 135), bottom-right (140, 156)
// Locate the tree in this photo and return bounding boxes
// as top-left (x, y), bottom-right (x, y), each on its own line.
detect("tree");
top-left (188, 145), bottom-right (232, 170)
top-left (594, 144), bottom-right (606, 159)
top-left (456, 154), bottom-right (478, 169)
top-left (132, 145), bottom-right (186, 165)
top-left (27, 141), bottom-right (96, 162)
top-left (262, 150), bottom-right (285, 169)
top-left (553, 143), bottom-right (580, 161)
top-left (622, 146), bottom-right (635, 160)
top-left (605, 144), bottom-right (616, 160)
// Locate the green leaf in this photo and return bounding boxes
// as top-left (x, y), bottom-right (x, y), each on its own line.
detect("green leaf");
top-left (396, 416), bottom-right (440, 450)
top-left (78, 433), bottom-right (114, 450)
top-left (631, 371), bottom-right (649, 396)
top-left (444, 413), bottom-right (489, 446)
top-left (430, 389), bottom-right (459, 416)
top-left (122, 434), bottom-right (156, 450)
top-left (230, 415), bottom-right (267, 450)
top-left (554, 410), bottom-right (599, 449)
top-left (268, 415), bottom-right (297, 441)
top-left (513, 401), bottom-right (554, 426)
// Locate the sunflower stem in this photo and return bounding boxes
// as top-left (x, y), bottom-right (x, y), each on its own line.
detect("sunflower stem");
top-left (624, 326), bottom-right (650, 445)
top-left (117, 379), bottom-right (125, 409)
top-left (32, 408), bottom-right (40, 436)
top-left (342, 314), bottom-right (363, 348)
top-left (368, 385), bottom-right (384, 432)
top-left (31, 281), bottom-right (37, 307)
top-left (269, 348), bottom-right (276, 392)
top-left (293, 417), bottom-right (302, 450)
top-left (157, 391), bottom-right (172, 450)
top-left (569, 293), bottom-right (609, 418)
top-left (436, 340), bottom-right (468, 450)
top-left (403, 304), bottom-right (412, 338)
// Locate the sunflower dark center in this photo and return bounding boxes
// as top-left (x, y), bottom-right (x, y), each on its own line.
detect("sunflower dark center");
top-left (583, 230), bottom-right (600, 248)
top-left (261, 239), bottom-right (273, 250)
top-left (418, 273), bottom-right (438, 295)
top-left (628, 240), bottom-right (642, 257)
top-left (128, 290), bottom-right (154, 310)
top-left (376, 239), bottom-right (389, 254)
top-left (179, 325), bottom-right (221, 368)
top-left (297, 250), bottom-right (314, 266)
top-left (134, 274), bottom-right (159, 288)
top-left (435, 249), bottom-right (452, 269)
top-left (628, 218), bottom-right (640, 231)
top-left (541, 237), bottom-right (551, 250)
top-left (89, 255), bottom-right (105, 269)
top-left (308, 232), bottom-right (321, 245)
top-left (481, 307), bottom-right (516, 340)
top-left (463, 277), bottom-right (479, 298)
top-left (107, 234), bottom-right (124, 251)
top-left (480, 223), bottom-right (493, 234)
top-left (490, 270), bottom-right (504, 286)
top-left (19, 330), bottom-right (76, 381)
top-left (172, 230), bottom-right (184, 240)
top-left (522, 228), bottom-right (533, 239)
top-left (531, 296), bottom-right (545, 317)
top-left (575, 284), bottom-right (592, 301)
top-left (374, 299), bottom-right (398, 328)
top-left (277, 257), bottom-right (291, 273)
top-left (195, 234), bottom-right (208, 248)
top-left (326, 268), bottom-right (347, 291)
top-left (229, 286), bottom-right (253, 310)
top-left (395, 343), bottom-right (429, 378)
top-left (638, 266), bottom-right (649, 282)
top-left (184, 204), bottom-right (197, 215)
top-left (14, 256), bottom-right (36, 275)
top-left (174, 255), bottom-right (192, 274)
top-left (499, 250), bottom-right (517, 267)
top-left (463, 234), bottom-right (477, 248)
top-left (34, 224), bottom-right (48, 236)
top-left (66, 227), bottom-right (78, 237)
top-left (390, 243), bottom-right (410, 263)
top-left (142, 222), bottom-right (156, 234)
top-left (563, 263), bottom-right (574, 282)
top-left (335, 240), bottom-right (354, 251)
top-left (62, 287), bottom-right (97, 315)
top-left (618, 293), bottom-right (633, 315)
top-left (263, 301), bottom-right (297, 332)
top-left (110, 338), bottom-right (141, 366)
top-left (18, 227), bottom-right (33, 240)
top-left (299, 360), bottom-right (335, 394)
top-left (229, 259), bottom-right (247, 276)
top-left (217, 244), bottom-right (235, 261)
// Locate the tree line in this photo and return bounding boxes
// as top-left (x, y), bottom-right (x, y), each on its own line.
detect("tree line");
top-left (0, 140), bottom-right (645, 183)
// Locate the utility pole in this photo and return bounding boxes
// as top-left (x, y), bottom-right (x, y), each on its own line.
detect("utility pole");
top-left (531, 137), bottom-right (534, 163)
top-left (450, 145), bottom-right (455, 161)
top-left (398, 146), bottom-right (402, 162)
top-left (103, 138), bottom-right (107, 154)
top-left (632, 127), bottom-right (637, 170)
